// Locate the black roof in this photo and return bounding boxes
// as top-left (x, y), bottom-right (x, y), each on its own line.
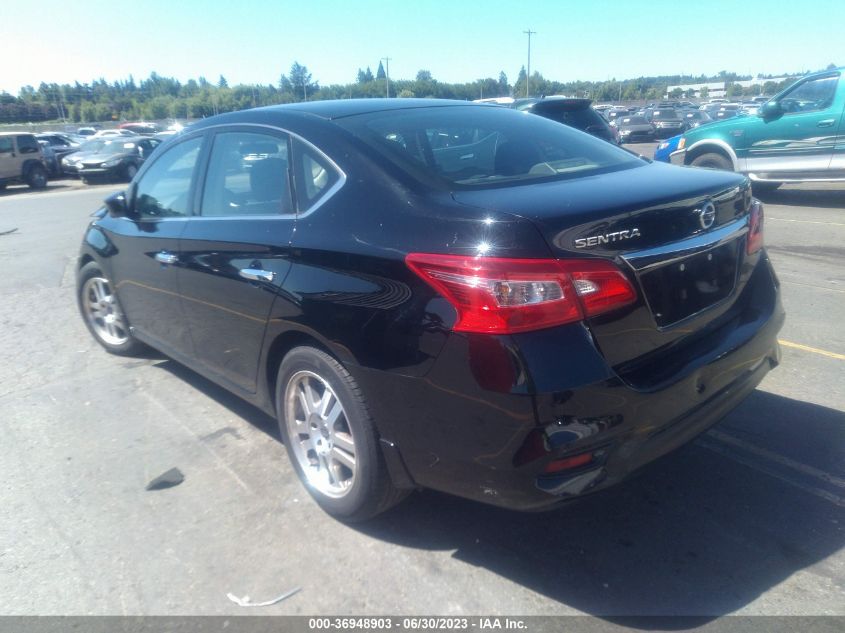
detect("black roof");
top-left (259, 98), bottom-right (479, 120)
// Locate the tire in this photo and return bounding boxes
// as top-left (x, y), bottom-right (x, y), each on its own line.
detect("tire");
top-left (690, 152), bottom-right (733, 171)
top-left (26, 164), bottom-right (48, 189)
top-left (751, 181), bottom-right (781, 194)
top-left (124, 163), bottom-right (138, 182)
top-left (275, 346), bottom-right (407, 521)
top-left (76, 262), bottom-right (144, 356)
top-left (82, 177), bottom-right (91, 185)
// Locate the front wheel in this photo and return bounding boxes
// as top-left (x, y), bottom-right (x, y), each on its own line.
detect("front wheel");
top-left (77, 262), bottom-right (144, 355)
top-left (276, 346), bottom-right (407, 521)
top-left (690, 152), bottom-right (732, 171)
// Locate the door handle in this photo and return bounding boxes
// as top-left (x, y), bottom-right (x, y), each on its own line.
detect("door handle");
top-left (154, 251), bottom-right (179, 265)
top-left (239, 268), bottom-right (275, 283)
top-left (817, 119), bottom-right (836, 128)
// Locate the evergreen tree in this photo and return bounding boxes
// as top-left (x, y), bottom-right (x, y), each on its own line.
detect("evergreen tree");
top-left (376, 61), bottom-right (386, 80)
top-left (218, 75), bottom-right (229, 89)
top-left (497, 71), bottom-right (509, 96)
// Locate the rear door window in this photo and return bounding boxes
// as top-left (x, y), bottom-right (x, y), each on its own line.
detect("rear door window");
top-left (201, 131), bottom-right (293, 217)
top-left (292, 139), bottom-right (341, 210)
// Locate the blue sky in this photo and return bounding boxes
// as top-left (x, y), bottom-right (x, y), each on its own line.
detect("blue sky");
top-left (1, 0), bottom-right (841, 94)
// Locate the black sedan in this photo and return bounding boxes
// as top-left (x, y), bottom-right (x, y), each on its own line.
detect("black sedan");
top-left (62, 136), bottom-right (160, 183)
top-left (76, 100), bottom-right (783, 521)
top-left (613, 115), bottom-right (656, 143)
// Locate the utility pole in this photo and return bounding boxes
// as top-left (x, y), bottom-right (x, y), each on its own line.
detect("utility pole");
top-left (523, 29), bottom-right (536, 97)
top-left (381, 57), bottom-right (392, 98)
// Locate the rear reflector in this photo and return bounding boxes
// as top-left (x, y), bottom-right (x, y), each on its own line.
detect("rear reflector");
top-left (406, 253), bottom-right (637, 334)
top-left (747, 199), bottom-right (764, 254)
top-left (543, 452), bottom-right (594, 474)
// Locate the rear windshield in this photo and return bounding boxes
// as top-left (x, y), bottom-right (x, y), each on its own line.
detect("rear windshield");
top-left (336, 105), bottom-right (641, 189)
top-left (620, 116), bottom-right (648, 125)
top-left (652, 110), bottom-right (680, 121)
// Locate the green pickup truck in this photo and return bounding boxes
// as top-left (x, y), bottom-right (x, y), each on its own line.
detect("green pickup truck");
top-left (669, 67), bottom-right (845, 191)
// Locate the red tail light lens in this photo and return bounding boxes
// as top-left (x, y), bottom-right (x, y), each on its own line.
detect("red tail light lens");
top-left (747, 199), bottom-right (764, 254)
top-left (405, 253), bottom-right (637, 334)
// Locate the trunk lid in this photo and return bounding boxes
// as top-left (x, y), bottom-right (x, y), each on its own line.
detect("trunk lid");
top-left (452, 162), bottom-right (754, 374)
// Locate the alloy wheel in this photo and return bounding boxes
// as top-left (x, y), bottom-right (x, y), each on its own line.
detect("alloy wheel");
top-left (81, 276), bottom-right (129, 346)
top-left (284, 370), bottom-right (356, 498)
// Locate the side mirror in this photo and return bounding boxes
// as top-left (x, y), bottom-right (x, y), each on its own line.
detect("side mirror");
top-left (759, 101), bottom-right (782, 120)
top-left (104, 191), bottom-right (130, 218)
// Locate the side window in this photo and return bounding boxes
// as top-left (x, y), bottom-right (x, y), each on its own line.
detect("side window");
top-left (779, 75), bottom-right (839, 114)
top-left (134, 136), bottom-right (202, 219)
top-left (201, 131), bottom-right (292, 217)
top-left (293, 139), bottom-right (340, 210)
top-left (16, 135), bottom-right (40, 154)
top-left (0, 138), bottom-right (12, 154)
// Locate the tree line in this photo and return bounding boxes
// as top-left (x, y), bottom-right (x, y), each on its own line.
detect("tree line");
top-left (0, 62), bottom-right (823, 125)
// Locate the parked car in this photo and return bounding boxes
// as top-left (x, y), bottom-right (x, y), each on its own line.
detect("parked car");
top-left (602, 107), bottom-right (630, 126)
top-left (713, 105), bottom-right (741, 120)
top-left (75, 99), bottom-right (783, 521)
top-left (614, 115), bottom-right (655, 143)
top-left (77, 127), bottom-right (97, 137)
top-left (62, 136), bottom-right (161, 183)
top-left (93, 129), bottom-right (136, 138)
top-left (651, 108), bottom-right (688, 138)
top-left (37, 140), bottom-right (61, 177)
top-left (511, 97), bottom-right (619, 144)
top-left (119, 122), bottom-right (159, 135)
top-left (739, 102), bottom-right (761, 116)
top-left (668, 67), bottom-right (845, 192)
top-left (36, 132), bottom-right (82, 168)
top-left (682, 110), bottom-right (713, 129)
top-left (0, 133), bottom-right (48, 190)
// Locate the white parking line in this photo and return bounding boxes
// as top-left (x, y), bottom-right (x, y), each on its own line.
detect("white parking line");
top-left (698, 437), bottom-right (845, 508)
top-left (707, 429), bottom-right (845, 489)
top-left (767, 217), bottom-right (845, 227)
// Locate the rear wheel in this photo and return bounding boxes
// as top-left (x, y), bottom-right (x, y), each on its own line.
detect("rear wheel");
top-left (26, 164), bottom-right (48, 189)
top-left (77, 262), bottom-right (144, 355)
top-left (124, 163), bottom-right (138, 181)
top-left (690, 152), bottom-right (732, 171)
top-left (276, 346), bottom-right (407, 521)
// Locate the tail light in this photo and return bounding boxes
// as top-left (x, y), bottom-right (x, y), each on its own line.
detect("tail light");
top-left (747, 199), bottom-right (764, 254)
top-left (405, 253), bottom-right (637, 334)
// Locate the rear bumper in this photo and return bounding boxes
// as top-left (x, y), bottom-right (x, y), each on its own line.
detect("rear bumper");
top-left (352, 255), bottom-right (784, 511)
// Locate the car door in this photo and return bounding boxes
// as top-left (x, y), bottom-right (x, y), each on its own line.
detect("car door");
top-left (104, 133), bottom-right (205, 357)
top-left (0, 136), bottom-right (15, 180)
top-left (830, 85), bottom-right (845, 172)
top-left (177, 127), bottom-right (296, 393)
top-left (744, 72), bottom-right (840, 174)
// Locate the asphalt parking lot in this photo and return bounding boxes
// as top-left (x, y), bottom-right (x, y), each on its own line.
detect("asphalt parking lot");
top-left (1, 157), bottom-right (843, 620)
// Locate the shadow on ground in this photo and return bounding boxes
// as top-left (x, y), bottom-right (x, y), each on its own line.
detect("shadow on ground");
top-left (755, 185), bottom-right (845, 209)
top-left (150, 357), bottom-right (845, 622)
top-left (154, 358), bottom-right (280, 441)
top-left (355, 390), bottom-right (845, 622)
